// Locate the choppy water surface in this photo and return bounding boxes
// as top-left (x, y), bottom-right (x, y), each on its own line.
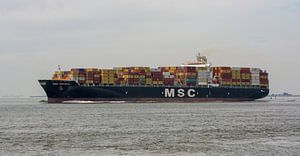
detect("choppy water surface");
top-left (0, 97), bottom-right (300, 156)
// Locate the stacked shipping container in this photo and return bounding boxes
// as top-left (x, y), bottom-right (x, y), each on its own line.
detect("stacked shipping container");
top-left (220, 67), bottom-right (232, 86)
top-left (160, 67), bottom-right (176, 86)
top-left (196, 67), bottom-right (210, 86)
top-left (240, 68), bottom-right (251, 86)
top-left (260, 71), bottom-right (269, 88)
top-left (174, 67), bottom-right (185, 86)
top-left (151, 68), bottom-right (163, 85)
top-left (52, 66), bottom-right (268, 88)
top-left (231, 67), bottom-right (241, 86)
top-left (52, 71), bottom-right (70, 81)
top-left (184, 67), bottom-right (197, 86)
top-left (250, 68), bottom-right (260, 86)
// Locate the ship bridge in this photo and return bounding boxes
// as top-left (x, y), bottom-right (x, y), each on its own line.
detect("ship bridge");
top-left (180, 53), bottom-right (211, 68)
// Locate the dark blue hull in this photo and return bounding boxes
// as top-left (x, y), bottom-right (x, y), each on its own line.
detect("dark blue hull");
top-left (39, 80), bottom-right (269, 103)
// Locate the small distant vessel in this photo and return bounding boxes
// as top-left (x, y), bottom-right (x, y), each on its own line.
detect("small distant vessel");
top-left (39, 53), bottom-right (269, 103)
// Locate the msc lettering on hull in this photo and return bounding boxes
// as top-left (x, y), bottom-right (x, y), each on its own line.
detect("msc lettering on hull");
top-left (164, 88), bottom-right (196, 98)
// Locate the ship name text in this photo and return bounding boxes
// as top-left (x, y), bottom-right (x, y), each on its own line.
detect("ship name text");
top-left (164, 88), bottom-right (196, 98)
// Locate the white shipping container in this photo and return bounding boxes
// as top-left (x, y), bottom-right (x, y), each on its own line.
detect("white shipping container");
top-left (71, 76), bottom-right (79, 81)
top-left (198, 82), bottom-right (208, 85)
top-left (250, 68), bottom-right (260, 72)
top-left (209, 84), bottom-right (220, 87)
top-left (163, 75), bottom-right (175, 78)
top-left (198, 77), bottom-right (208, 80)
top-left (163, 72), bottom-right (171, 76)
top-left (251, 77), bottom-right (259, 80)
top-left (197, 78), bottom-right (208, 82)
top-left (197, 72), bottom-right (210, 77)
top-left (231, 67), bottom-right (241, 71)
top-left (151, 68), bottom-right (161, 72)
top-left (198, 75), bottom-right (209, 78)
top-left (79, 77), bottom-right (85, 81)
top-left (251, 79), bottom-right (260, 84)
top-left (251, 73), bottom-right (260, 76)
top-left (198, 72), bottom-right (209, 75)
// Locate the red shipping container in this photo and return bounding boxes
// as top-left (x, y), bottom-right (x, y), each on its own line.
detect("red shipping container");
top-left (232, 79), bottom-right (241, 82)
top-left (260, 72), bottom-right (268, 77)
top-left (186, 82), bottom-right (196, 86)
top-left (78, 72), bottom-right (86, 84)
top-left (163, 78), bottom-right (175, 84)
top-left (260, 79), bottom-right (269, 84)
top-left (219, 67), bottom-right (231, 71)
top-left (152, 77), bottom-right (163, 81)
top-left (221, 79), bottom-right (232, 82)
top-left (212, 79), bottom-right (220, 84)
top-left (241, 79), bottom-right (251, 82)
top-left (220, 73), bottom-right (232, 79)
top-left (127, 78), bottom-right (134, 82)
top-left (240, 68), bottom-right (250, 73)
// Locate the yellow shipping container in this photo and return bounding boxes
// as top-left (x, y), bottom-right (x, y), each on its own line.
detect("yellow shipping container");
top-left (86, 80), bottom-right (93, 84)
top-left (123, 75), bottom-right (134, 79)
top-left (101, 75), bottom-right (109, 79)
top-left (54, 71), bottom-right (64, 75)
top-left (186, 73), bottom-right (197, 76)
top-left (85, 68), bottom-right (95, 72)
top-left (102, 77), bottom-right (109, 81)
top-left (220, 69), bottom-right (231, 73)
top-left (108, 74), bottom-right (114, 77)
top-left (109, 70), bottom-right (116, 74)
top-left (232, 75), bottom-right (241, 79)
top-left (197, 67), bottom-right (208, 71)
top-left (101, 71), bottom-right (109, 75)
top-left (146, 79), bottom-right (152, 85)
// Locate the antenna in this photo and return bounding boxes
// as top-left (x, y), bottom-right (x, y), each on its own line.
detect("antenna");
top-left (196, 53), bottom-right (207, 64)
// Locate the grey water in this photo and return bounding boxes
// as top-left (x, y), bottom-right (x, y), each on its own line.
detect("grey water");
top-left (0, 98), bottom-right (300, 156)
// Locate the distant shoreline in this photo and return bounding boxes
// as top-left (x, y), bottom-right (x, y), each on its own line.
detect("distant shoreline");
top-left (29, 96), bottom-right (47, 98)
top-left (268, 95), bottom-right (300, 97)
top-left (0, 96), bottom-right (47, 98)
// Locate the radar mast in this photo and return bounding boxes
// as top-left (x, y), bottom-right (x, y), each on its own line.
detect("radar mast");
top-left (196, 53), bottom-right (207, 64)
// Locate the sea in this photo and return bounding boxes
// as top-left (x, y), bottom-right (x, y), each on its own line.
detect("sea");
top-left (0, 97), bottom-right (299, 156)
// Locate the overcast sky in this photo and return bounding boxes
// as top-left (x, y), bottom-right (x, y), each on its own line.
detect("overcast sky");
top-left (0, 0), bottom-right (299, 96)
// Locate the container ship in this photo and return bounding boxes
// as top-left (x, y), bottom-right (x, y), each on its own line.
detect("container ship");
top-left (39, 54), bottom-right (269, 103)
